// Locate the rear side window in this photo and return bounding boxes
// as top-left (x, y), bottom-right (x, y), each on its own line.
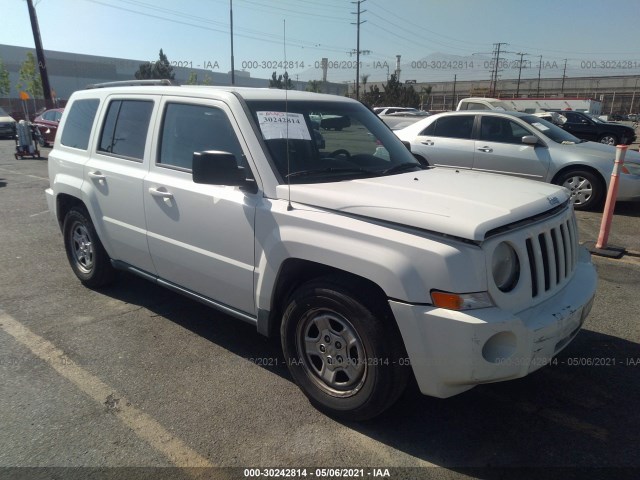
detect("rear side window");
top-left (432, 116), bottom-right (474, 139)
top-left (60, 99), bottom-right (99, 150)
top-left (98, 100), bottom-right (154, 160)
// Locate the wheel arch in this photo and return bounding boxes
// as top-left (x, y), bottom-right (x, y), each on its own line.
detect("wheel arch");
top-left (56, 193), bottom-right (86, 229)
top-left (259, 258), bottom-right (395, 338)
top-left (551, 164), bottom-right (606, 190)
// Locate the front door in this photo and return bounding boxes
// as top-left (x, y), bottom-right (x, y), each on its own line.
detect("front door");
top-left (143, 98), bottom-right (257, 315)
top-left (472, 115), bottom-right (551, 181)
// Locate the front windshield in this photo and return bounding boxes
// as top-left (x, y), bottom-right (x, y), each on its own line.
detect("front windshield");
top-left (520, 114), bottom-right (583, 144)
top-left (584, 112), bottom-right (605, 123)
top-left (245, 99), bottom-right (421, 184)
top-left (489, 101), bottom-right (510, 110)
top-left (0, 107), bottom-right (9, 116)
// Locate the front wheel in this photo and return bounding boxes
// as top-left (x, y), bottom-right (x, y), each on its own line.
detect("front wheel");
top-left (63, 207), bottom-right (116, 288)
top-left (556, 169), bottom-right (603, 211)
top-left (281, 277), bottom-right (409, 420)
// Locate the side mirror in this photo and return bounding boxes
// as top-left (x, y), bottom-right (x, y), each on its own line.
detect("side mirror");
top-left (522, 135), bottom-right (539, 146)
top-left (192, 150), bottom-right (256, 192)
top-left (402, 140), bottom-right (411, 151)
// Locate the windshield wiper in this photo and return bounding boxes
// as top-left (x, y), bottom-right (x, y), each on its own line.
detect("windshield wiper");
top-left (285, 167), bottom-right (374, 179)
top-left (381, 162), bottom-right (424, 175)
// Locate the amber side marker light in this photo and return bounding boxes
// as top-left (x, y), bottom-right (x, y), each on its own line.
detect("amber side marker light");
top-left (430, 291), bottom-right (494, 311)
top-left (431, 292), bottom-right (464, 310)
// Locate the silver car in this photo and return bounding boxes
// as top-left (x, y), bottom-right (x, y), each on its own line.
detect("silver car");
top-left (395, 110), bottom-right (640, 210)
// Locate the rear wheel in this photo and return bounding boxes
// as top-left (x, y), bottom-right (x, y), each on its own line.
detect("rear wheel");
top-left (63, 206), bottom-right (116, 287)
top-left (281, 276), bottom-right (409, 420)
top-left (556, 169), bottom-right (603, 211)
top-left (598, 134), bottom-right (618, 146)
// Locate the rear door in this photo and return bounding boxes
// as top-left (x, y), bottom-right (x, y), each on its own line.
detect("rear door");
top-left (411, 114), bottom-right (476, 169)
top-left (561, 111), bottom-right (598, 141)
top-left (143, 97), bottom-right (257, 315)
top-left (473, 115), bottom-right (551, 181)
top-left (84, 95), bottom-right (159, 273)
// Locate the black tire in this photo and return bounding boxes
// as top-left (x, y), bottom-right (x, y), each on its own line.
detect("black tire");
top-left (598, 133), bottom-right (618, 146)
top-left (555, 169), bottom-right (604, 211)
top-left (281, 276), bottom-right (409, 421)
top-left (62, 206), bottom-right (116, 288)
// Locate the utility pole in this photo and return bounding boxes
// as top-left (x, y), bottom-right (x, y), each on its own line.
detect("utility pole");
top-left (26, 0), bottom-right (53, 108)
top-left (230, 0), bottom-right (235, 85)
top-left (536, 55), bottom-right (543, 97)
top-left (490, 43), bottom-right (508, 96)
top-left (561, 58), bottom-right (568, 95)
top-left (515, 52), bottom-right (529, 97)
top-left (451, 74), bottom-right (457, 110)
top-left (351, 0), bottom-right (366, 100)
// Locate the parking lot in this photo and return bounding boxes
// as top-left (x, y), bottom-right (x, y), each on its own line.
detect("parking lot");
top-left (0, 139), bottom-right (638, 479)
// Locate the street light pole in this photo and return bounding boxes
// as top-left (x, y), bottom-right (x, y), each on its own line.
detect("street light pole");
top-left (630, 77), bottom-right (639, 115)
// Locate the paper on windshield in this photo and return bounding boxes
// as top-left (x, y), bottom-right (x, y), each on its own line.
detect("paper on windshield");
top-left (257, 112), bottom-right (312, 140)
top-left (532, 122), bottom-right (549, 131)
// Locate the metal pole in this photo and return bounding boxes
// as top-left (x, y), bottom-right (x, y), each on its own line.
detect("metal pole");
top-left (561, 59), bottom-right (567, 94)
top-left (230, 0), bottom-right (235, 85)
top-left (26, 0), bottom-right (53, 108)
top-left (630, 78), bottom-right (638, 115)
top-left (515, 52), bottom-right (526, 97)
top-left (451, 74), bottom-right (456, 110)
top-left (536, 55), bottom-right (542, 97)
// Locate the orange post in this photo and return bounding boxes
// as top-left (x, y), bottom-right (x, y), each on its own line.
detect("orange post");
top-left (595, 145), bottom-right (627, 249)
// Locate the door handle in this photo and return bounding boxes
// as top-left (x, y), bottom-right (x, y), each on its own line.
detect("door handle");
top-left (148, 187), bottom-right (174, 199)
top-left (88, 170), bottom-right (106, 180)
top-left (421, 140), bottom-right (434, 146)
top-left (477, 147), bottom-right (493, 153)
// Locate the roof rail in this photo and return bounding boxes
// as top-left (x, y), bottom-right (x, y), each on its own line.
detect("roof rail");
top-left (85, 79), bottom-right (176, 89)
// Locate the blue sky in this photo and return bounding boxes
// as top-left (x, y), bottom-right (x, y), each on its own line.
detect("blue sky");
top-left (3, 0), bottom-right (640, 83)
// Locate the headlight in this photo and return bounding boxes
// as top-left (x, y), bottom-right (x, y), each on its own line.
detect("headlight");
top-left (622, 162), bottom-right (640, 175)
top-left (492, 242), bottom-right (520, 292)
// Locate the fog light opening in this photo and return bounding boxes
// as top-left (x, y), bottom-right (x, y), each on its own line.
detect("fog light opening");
top-left (482, 331), bottom-right (517, 364)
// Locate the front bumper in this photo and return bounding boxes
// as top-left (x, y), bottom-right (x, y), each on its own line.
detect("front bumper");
top-left (390, 246), bottom-right (597, 398)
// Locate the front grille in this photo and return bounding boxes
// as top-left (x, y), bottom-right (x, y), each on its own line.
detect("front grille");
top-left (524, 214), bottom-right (578, 298)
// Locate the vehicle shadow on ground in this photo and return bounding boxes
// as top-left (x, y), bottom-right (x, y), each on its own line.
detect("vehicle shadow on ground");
top-left (613, 201), bottom-right (639, 218)
top-left (100, 274), bottom-right (639, 476)
top-left (0, 178), bottom-right (6, 188)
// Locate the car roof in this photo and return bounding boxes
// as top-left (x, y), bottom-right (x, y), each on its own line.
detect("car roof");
top-left (430, 110), bottom-right (531, 119)
top-left (71, 84), bottom-right (354, 104)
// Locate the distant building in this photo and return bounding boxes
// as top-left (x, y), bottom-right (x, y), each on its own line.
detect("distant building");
top-left (0, 44), bottom-right (347, 114)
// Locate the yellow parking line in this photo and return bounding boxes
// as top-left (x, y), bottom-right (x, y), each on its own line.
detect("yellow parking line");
top-left (0, 310), bottom-right (214, 468)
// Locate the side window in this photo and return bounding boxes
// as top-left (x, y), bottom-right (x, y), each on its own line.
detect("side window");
top-left (158, 103), bottom-right (244, 171)
top-left (60, 99), bottom-right (99, 150)
top-left (433, 116), bottom-right (474, 139)
top-left (419, 121), bottom-right (436, 136)
top-left (479, 117), bottom-right (530, 144)
top-left (98, 100), bottom-right (154, 160)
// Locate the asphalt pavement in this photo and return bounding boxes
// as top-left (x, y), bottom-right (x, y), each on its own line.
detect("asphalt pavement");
top-left (0, 140), bottom-right (638, 480)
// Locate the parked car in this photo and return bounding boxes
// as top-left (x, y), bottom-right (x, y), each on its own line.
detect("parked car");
top-left (554, 110), bottom-right (636, 145)
top-left (379, 110), bottom-right (431, 130)
top-left (46, 81), bottom-right (596, 420)
top-left (374, 107), bottom-right (425, 115)
top-left (395, 110), bottom-right (640, 210)
top-left (33, 108), bottom-right (64, 146)
top-left (0, 107), bottom-right (17, 139)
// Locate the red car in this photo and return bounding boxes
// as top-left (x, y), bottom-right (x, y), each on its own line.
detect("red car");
top-left (33, 108), bottom-right (64, 146)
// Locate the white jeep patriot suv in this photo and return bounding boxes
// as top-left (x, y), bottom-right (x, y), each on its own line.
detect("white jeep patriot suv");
top-left (46, 80), bottom-right (597, 420)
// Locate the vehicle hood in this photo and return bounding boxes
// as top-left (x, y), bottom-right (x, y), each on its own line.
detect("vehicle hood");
top-left (0, 115), bottom-right (16, 123)
top-left (566, 141), bottom-right (640, 164)
top-left (277, 169), bottom-right (569, 242)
